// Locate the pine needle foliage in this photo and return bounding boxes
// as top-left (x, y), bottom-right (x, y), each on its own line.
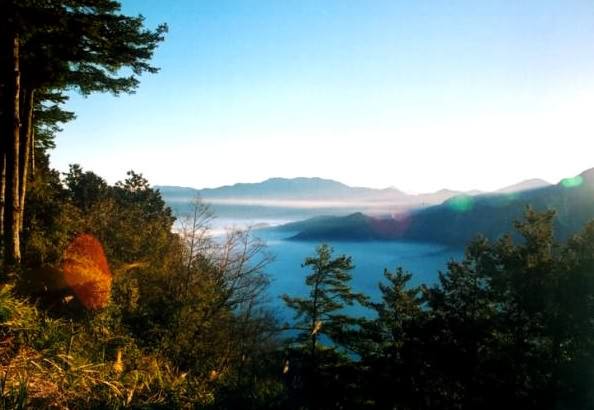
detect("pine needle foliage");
top-left (283, 244), bottom-right (368, 356)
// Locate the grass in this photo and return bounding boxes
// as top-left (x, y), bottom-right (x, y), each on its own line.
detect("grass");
top-left (0, 284), bottom-right (205, 409)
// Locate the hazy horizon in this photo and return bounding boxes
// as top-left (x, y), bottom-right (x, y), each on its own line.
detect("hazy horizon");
top-left (156, 173), bottom-right (563, 195)
top-left (50, 0), bottom-right (594, 192)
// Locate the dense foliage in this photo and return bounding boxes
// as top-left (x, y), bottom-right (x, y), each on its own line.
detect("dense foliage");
top-left (286, 208), bottom-right (594, 410)
top-left (1, 163), bottom-right (283, 408)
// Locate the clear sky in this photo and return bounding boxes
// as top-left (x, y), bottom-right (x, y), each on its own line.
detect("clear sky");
top-left (51, 0), bottom-right (594, 193)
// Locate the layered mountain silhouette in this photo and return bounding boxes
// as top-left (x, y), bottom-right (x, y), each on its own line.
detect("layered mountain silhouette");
top-left (156, 177), bottom-right (480, 210)
top-left (279, 169), bottom-right (593, 245)
top-left (159, 177), bottom-right (403, 201)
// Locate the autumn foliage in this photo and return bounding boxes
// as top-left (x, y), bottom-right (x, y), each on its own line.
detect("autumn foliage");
top-left (61, 234), bottom-right (112, 310)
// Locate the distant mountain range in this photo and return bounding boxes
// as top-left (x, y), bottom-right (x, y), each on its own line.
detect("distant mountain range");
top-left (156, 176), bottom-right (551, 212)
top-left (158, 177), bottom-right (408, 201)
top-left (277, 169), bottom-right (594, 245)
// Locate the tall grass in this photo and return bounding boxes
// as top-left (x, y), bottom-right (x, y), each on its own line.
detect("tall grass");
top-left (0, 285), bottom-right (202, 409)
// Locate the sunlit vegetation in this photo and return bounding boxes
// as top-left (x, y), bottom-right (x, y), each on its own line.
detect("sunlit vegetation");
top-left (2, 166), bottom-right (283, 408)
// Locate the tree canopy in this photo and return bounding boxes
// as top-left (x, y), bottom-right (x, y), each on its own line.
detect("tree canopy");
top-left (0, 0), bottom-right (166, 269)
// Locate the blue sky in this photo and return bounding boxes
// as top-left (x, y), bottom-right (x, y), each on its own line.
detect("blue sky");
top-left (52, 0), bottom-right (594, 192)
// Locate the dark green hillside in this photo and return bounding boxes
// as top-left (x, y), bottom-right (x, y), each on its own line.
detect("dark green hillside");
top-left (282, 212), bottom-right (378, 240)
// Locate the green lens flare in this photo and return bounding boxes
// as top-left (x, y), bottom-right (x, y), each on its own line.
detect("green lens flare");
top-left (448, 195), bottom-right (474, 212)
top-left (503, 192), bottom-right (518, 202)
top-left (560, 176), bottom-right (584, 188)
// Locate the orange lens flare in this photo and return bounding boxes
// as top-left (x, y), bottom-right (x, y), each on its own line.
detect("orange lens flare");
top-left (62, 234), bottom-right (112, 310)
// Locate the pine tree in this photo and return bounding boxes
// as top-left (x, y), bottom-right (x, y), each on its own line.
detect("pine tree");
top-left (283, 244), bottom-right (367, 359)
top-left (0, 0), bottom-right (166, 270)
top-left (360, 268), bottom-right (426, 409)
top-left (282, 244), bottom-right (367, 408)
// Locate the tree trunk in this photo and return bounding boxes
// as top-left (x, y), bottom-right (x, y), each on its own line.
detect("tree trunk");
top-left (30, 128), bottom-right (35, 178)
top-left (0, 47), bottom-right (5, 239)
top-left (309, 279), bottom-right (320, 409)
top-left (18, 88), bottom-right (34, 234)
top-left (0, 154), bottom-right (5, 238)
top-left (3, 32), bottom-right (21, 268)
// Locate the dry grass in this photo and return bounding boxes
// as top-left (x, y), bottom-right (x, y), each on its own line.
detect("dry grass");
top-left (0, 285), bottom-right (209, 409)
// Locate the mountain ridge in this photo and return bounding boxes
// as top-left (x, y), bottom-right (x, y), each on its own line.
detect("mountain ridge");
top-left (280, 168), bottom-right (594, 245)
top-left (154, 176), bottom-right (527, 209)
top-left (495, 178), bottom-right (552, 194)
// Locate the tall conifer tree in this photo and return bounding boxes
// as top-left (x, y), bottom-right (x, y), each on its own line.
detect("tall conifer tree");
top-left (0, 0), bottom-right (166, 270)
